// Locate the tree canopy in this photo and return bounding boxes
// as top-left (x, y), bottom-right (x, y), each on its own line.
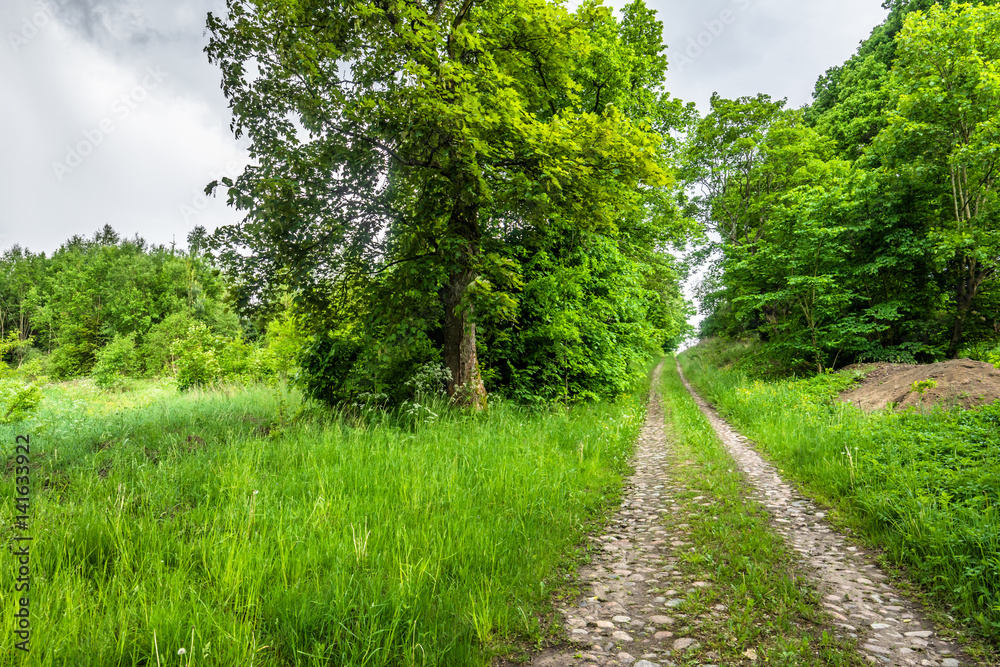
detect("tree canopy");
top-left (206, 0), bottom-right (693, 406)
top-left (688, 1), bottom-right (1000, 373)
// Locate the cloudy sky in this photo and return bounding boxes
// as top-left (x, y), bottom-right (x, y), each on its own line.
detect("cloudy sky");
top-left (0, 0), bottom-right (888, 256)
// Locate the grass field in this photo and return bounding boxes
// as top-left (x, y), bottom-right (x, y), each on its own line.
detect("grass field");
top-left (1, 377), bottom-right (647, 666)
top-left (679, 341), bottom-right (1000, 653)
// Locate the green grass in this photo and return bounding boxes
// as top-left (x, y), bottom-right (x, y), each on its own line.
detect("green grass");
top-left (1, 378), bottom-right (647, 666)
top-left (679, 342), bottom-right (1000, 652)
top-left (656, 360), bottom-right (861, 666)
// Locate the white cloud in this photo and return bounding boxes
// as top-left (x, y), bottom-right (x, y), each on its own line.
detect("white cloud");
top-left (0, 0), bottom-right (242, 253)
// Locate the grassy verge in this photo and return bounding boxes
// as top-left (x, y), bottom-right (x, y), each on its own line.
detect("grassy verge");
top-left (679, 342), bottom-right (1000, 655)
top-left (1, 378), bottom-right (646, 666)
top-left (657, 360), bottom-right (861, 666)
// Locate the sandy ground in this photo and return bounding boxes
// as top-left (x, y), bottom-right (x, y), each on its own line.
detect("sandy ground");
top-left (840, 359), bottom-right (1000, 412)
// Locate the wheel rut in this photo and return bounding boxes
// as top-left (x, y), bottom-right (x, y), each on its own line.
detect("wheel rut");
top-left (677, 362), bottom-right (968, 667)
top-left (513, 362), bottom-right (973, 667)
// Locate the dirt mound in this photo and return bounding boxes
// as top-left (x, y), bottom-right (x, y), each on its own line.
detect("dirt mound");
top-left (840, 359), bottom-right (1000, 412)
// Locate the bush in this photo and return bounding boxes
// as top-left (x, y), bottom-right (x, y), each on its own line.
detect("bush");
top-left (141, 312), bottom-right (197, 376)
top-left (0, 379), bottom-right (42, 423)
top-left (263, 311), bottom-right (305, 377)
top-left (962, 339), bottom-right (1000, 369)
top-left (16, 350), bottom-right (52, 383)
top-left (172, 323), bottom-right (225, 391)
top-left (170, 322), bottom-right (277, 390)
top-left (92, 334), bottom-right (138, 390)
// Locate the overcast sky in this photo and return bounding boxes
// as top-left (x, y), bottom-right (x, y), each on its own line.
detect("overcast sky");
top-left (0, 0), bottom-right (889, 256)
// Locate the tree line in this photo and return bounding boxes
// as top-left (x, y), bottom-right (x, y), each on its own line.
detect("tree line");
top-left (687, 0), bottom-right (1000, 373)
top-left (0, 225), bottom-right (302, 393)
top-left (11, 0), bottom-right (990, 404)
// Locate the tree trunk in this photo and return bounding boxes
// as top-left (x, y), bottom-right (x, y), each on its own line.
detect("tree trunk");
top-left (948, 279), bottom-right (975, 359)
top-left (442, 189), bottom-right (487, 409)
top-left (443, 267), bottom-right (486, 409)
top-left (947, 255), bottom-right (991, 358)
top-left (948, 304), bottom-right (971, 359)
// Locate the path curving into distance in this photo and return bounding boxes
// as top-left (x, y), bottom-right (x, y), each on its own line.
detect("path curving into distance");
top-left (677, 361), bottom-right (968, 667)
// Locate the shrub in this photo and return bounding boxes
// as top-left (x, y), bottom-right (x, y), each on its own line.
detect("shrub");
top-left (141, 312), bottom-right (197, 376)
top-left (962, 339), bottom-right (1000, 369)
top-left (263, 311), bottom-right (305, 377)
top-left (0, 379), bottom-right (42, 424)
top-left (16, 350), bottom-right (52, 383)
top-left (172, 323), bottom-right (225, 391)
top-left (170, 322), bottom-right (278, 390)
top-left (92, 334), bottom-right (138, 390)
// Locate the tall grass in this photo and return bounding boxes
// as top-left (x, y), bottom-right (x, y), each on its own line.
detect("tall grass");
top-left (679, 345), bottom-right (1000, 643)
top-left (1, 378), bottom-right (646, 666)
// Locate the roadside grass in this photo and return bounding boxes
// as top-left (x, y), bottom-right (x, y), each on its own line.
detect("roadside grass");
top-left (657, 360), bottom-right (862, 666)
top-left (679, 343), bottom-right (1000, 656)
top-left (1, 377), bottom-right (646, 666)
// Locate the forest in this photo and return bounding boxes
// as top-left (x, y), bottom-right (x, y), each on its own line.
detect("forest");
top-left (2, 0), bottom-right (1000, 664)
top-left (3, 1), bottom-right (998, 411)
top-left (690, 0), bottom-right (1000, 374)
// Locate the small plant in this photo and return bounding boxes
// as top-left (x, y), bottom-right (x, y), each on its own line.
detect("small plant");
top-left (92, 333), bottom-right (139, 390)
top-left (405, 361), bottom-right (452, 398)
top-left (0, 379), bottom-right (42, 423)
top-left (171, 323), bottom-right (225, 391)
top-left (911, 378), bottom-right (938, 395)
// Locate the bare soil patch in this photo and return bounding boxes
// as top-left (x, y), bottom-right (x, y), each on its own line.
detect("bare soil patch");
top-left (840, 359), bottom-right (1000, 412)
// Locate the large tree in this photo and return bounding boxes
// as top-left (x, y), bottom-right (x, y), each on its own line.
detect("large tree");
top-left (205, 0), bottom-right (670, 406)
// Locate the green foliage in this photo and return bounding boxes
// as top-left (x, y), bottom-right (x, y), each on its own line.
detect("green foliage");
top-left (296, 323), bottom-right (439, 409)
top-left (91, 333), bottom-right (138, 390)
top-left (483, 230), bottom-right (689, 403)
top-left (0, 225), bottom-right (239, 380)
top-left (170, 321), bottom-right (287, 391)
top-left (261, 310), bottom-right (305, 378)
top-left (206, 0), bottom-right (691, 406)
top-left (681, 343), bottom-right (1000, 640)
top-left (140, 311), bottom-right (198, 377)
top-left (877, 3), bottom-right (1000, 356)
top-left (0, 330), bottom-right (32, 367)
top-left (687, 3), bottom-right (1000, 372)
top-left (15, 350), bottom-right (53, 384)
top-left (0, 380), bottom-right (42, 424)
top-left (0, 367), bottom-right (646, 665)
top-left (171, 323), bottom-right (226, 391)
top-left (963, 340), bottom-right (1000, 369)
top-left (0, 332), bottom-right (44, 422)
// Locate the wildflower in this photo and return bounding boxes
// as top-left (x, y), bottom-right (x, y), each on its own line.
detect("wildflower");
top-left (177, 648), bottom-right (187, 656)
